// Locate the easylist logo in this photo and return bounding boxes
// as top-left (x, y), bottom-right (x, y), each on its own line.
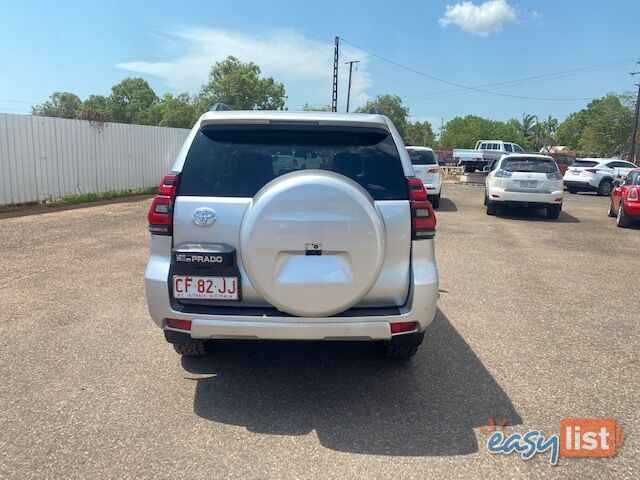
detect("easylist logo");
top-left (486, 418), bottom-right (624, 465)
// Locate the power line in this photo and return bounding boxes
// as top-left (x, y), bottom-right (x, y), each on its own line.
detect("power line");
top-left (340, 37), bottom-right (616, 102)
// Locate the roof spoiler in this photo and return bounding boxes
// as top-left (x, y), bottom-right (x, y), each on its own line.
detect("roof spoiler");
top-left (209, 103), bottom-right (232, 112)
top-left (368, 107), bottom-right (385, 115)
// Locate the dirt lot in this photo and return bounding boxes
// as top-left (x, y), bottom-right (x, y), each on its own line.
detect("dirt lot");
top-left (1, 184), bottom-right (638, 479)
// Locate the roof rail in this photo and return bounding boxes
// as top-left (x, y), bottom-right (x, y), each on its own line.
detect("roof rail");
top-left (209, 103), bottom-right (232, 112)
top-left (368, 107), bottom-right (385, 115)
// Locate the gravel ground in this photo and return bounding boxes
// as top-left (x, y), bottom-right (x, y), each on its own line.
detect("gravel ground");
top-left (0, 185), bottom-right (638, 479)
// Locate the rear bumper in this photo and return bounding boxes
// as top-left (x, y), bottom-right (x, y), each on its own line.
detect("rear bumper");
top-left (424, 181), bottom-right (442, 196)
top-left (145, 240), bottom-right (439, 341)
top-left (564, 180), bottom-right (597, 190)
top-left (489, 187), bottom-right (563, 205)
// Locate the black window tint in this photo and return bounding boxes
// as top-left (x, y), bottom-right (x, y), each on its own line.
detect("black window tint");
top-left (504, 143), bottom-right (513, 152)
top-left (179, 126), bottom-right (408, 200)
top-left (501, 157), bottom-right (558, 173)
top-left (407, 149), bottom-right (437, 165)
top-left (573, 160), bottom-right (598, 168)
top-left (513, 145), bottom-right (524, 153)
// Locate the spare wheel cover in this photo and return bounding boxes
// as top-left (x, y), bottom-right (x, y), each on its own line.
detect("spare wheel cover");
top-left (240, 170), bottom-right (386, 317)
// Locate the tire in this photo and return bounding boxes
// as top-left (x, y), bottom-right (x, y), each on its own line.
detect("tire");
top-left (607, 199), bottom-right (616, 217)
top-left (173, 341), bottom-right (209, 357)
top-left (430, 194), bottom-right (440, 209)
top-left (382, 344), bottom-right (419, 360)
top-left (483, 190), bottom-right (488, 205)
top-left (486, 200), bottom-right (497, 216)
top-left (598, 179), bottom-right (613, 196)
top-left (567, 188), bottom-right (578, 194)
top-left (547, 204), bottom-right (562, 220)
top-left (616, 201), bottom-right (630, 228)
top-left (463, 165), bottom-right (475, 173)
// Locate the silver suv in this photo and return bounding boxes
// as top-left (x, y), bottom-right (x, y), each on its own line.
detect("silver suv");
top-left (144, 107), bottom-right (439, 359)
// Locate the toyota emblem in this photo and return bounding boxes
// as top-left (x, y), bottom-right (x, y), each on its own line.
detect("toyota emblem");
top-left (192, 208), bottom-right (216, 227)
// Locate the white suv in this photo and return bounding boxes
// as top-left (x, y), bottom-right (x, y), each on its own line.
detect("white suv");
top-left (484, 154), bottom-right (564, 219)
top-left (563, 158), bottom-right (638, 196)
top-left (145, 107), bottom-right (439, 360)
top-left (406, 146), bottom-right (442, 208)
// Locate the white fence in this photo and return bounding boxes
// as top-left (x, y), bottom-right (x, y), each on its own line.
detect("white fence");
top-left (0, 113), bottom-right (190, 205)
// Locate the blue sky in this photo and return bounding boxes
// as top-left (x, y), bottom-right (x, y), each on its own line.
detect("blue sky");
top-left (1, 0), bottom-right (639, 128)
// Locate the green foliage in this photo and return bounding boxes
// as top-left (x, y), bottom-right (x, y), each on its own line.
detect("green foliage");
top-left (356, 94), bottom-right (410, 137)
top-left (440, 115), bottom-right (529, 149)
top-left (32, 92), bottom-right (82, 119)
top-left (301, 103), bottom-right (331, 111)
top-left (109, 78), bottom-right (159, 125)
top-left (404, 121), bottom-right (435, 147)
top-left (159, 93), bottom-right (198, 128)
top-left (198, 56), bottom-right (286, 111)
top-left (556, 94), bottom-right (633, 156)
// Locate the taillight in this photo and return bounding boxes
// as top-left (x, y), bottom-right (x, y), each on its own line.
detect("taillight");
top-left (148, 173), bottom-right (179, 235)
top-left (628, 187), bottom-right (639, 202)
top-left (427, 167), bottom-right (439, 174)
top-left (585, 168), bottom-right (598, 174)
top-left (407, 177), bottom-right (436, 239)
top-left (166, 318), bottom-right (191, 331)
top-left (390, 321), bottom-right (418, 335)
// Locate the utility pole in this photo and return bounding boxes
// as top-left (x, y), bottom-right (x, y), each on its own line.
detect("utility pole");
top-left (344, 60), bottom-right (360, 112)
top-left (331, 37), bottom-right (339, 112)
top-left (629, 69), bottom-right (640, 164)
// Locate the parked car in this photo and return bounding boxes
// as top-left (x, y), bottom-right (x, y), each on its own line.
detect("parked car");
top-left (484, 154), bottom-right (564, 219)
top-left (608, 168), bottom-right (640, 227)
top-left (454, 140), bottom-right (525, 173)
top-left (145, 106), bottom-right (439, 360)
top-left (548, 152), bottom-right (576, 176)
top-left (563, 158), bottom-right (637, 195)
top-left (406, 146), bottom-right (442, 208)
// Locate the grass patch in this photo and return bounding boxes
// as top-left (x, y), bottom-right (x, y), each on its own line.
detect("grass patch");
top-left (46, 187), bottom-right (156, 206)
top-left (0, 187), bottom-right (156, 211)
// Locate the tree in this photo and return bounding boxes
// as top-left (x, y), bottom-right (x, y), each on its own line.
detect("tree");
top-left (302, 103), bottom-right (331, 111)
top-left (556, 94), bottom-right (633, 156)
top-left (77, 95), bottom-right (111, 122)
top-left (439, 115), bottom-right (528, 149)
top-left (355, 94), bottom-right (410, 137)
top-left (404, 120), bottom-right (435, 147)
top-left (109, 77), bottom-right (159, 125)
top-left (159, 93), bottom-right (198, 128)
top-left (198, 56), bottom-right (286, 111)
top-left (32, 92), bottom-right (82, 119)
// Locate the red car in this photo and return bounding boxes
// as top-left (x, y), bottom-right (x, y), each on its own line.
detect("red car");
top-left (608, 168), bottom-right (640, 227)
top-left (548, 152), bottom-right (576, 176)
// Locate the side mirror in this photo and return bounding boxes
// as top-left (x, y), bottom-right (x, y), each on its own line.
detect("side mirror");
top-left (482, 165), bottom-right (491, 172)
top-left (612, 180), bottom-right (621, 188)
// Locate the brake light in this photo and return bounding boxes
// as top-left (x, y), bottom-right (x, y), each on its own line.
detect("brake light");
top-left (628, 187), bottom-right (639, 202)
top-left (148, 173), bottom-right (180, 235)
top-left (427, 167), bottom-right (439, 174)
top-left (407, 177), bottom-right (436, 239)
top-left (585, 168), bottom-right (598, 174)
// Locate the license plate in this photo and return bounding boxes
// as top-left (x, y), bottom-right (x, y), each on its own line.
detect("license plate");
top-left (520, 180), bottom-right (537, 188)
top-left (173, 276), bottom-right (239, 300)
top-left (572, 170), bottom-right (580, 175)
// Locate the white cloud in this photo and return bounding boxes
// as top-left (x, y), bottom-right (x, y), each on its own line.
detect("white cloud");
top-left (439, 0), bottom-right (517, 36)
top-left (116, 27), bottom-right (370, 110)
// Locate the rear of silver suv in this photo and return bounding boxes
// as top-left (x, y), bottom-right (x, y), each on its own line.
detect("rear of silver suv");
top-left (144, 109), bottom-right (439, 359)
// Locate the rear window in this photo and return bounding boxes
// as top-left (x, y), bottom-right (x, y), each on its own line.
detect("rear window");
top-left (501, 157), bottom-right (558, 173)
top-left (178, 125), bottom-right (408, 200)
top-left (573, 160), bottom-right (598, 168)
top-left (407, 149), bottom-right (437, 165)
